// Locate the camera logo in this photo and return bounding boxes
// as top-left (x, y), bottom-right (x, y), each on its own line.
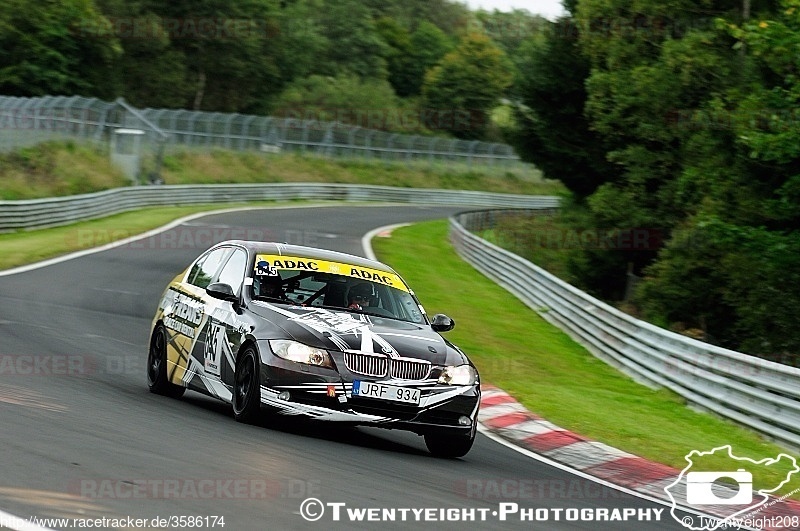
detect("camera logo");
top-left (665, 445), bottom-right (800, 531)
top-left (685, 469), bottom-right (752, 505)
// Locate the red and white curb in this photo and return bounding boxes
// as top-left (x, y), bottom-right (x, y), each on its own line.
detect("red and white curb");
top-left (479, 385), bottom-right (800, 531)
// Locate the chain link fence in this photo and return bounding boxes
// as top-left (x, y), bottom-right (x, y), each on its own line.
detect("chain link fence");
top-left (0, 95), bottom-right (528, 181)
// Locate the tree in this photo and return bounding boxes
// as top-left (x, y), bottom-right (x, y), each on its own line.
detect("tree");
top-left (560, 0), bottom-right (751, 301)
top-left (474, 9), bottom-right (547, 58)
top-left (563, 0), bottom-right (800, 355)
top-left (270, 74), bottom-right (425, 134)
top-left (511, 18), bottom-right (614, 200)
top-left (360, 0), bottom-right (471, 36)
top-left (376, 17), bottom-right (417, 97)
top-left (0, 0), bottom-right (120, 97)
top-left (139, 0), bottom-right (283, 113)
top-left (273, 0), bottom-right (329, 83)
top-left (639, 0), bottom-right (800, 357)
top-left (408, 21), bottom-right (454, 96)
top-left (315, 0), bottom-right (389, 80)
top-left (95, 0), bottom-right (190, 108)
top-left (422, 33), bottom-right (513, 139)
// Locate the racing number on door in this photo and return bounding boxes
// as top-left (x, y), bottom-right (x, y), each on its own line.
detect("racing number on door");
top-left (204, 322), bottom-right (225, 377)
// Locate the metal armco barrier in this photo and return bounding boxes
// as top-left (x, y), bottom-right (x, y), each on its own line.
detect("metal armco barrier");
top-left (451, 210), bottom-right (800, 450)
top-left (0, 184), bottom-right (561, 231)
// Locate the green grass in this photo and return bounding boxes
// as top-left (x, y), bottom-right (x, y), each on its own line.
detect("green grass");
top-left (0, 141), bottom-right (565, 200)
top-left (373, 220), bottom-right (800, 498)
top-left (0, 140), bottom-right (130, 199)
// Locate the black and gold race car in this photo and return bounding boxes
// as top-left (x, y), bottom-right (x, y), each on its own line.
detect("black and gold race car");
top-left (147, 240), bottom-right (480, 457)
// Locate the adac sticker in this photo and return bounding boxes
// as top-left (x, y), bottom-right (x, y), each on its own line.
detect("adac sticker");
top-left (254, 254), bottom-right (408, 292)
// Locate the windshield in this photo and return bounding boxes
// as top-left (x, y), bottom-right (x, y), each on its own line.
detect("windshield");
top-left (251, 254), bottom-right (426, 324)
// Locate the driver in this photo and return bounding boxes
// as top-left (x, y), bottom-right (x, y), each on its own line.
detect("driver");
top-left (254, 261), bottom-right (286, 300)
top-left (347, 282), bottom-right (377, 310)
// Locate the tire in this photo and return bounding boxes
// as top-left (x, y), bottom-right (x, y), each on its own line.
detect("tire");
top-left (147, 325), bottom-right (185, 398)
top-left (424, 423), bottom-right (476, 458)
top-left (233, 347), bottom-right (261, 423)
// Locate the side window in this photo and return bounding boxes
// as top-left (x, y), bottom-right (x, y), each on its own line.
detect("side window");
top-left (396, 291), bottom-right (424, 323)
top-left (216, 249), bottom-right (247, 295)
top-left (187, 248), bottom-right (230, 289)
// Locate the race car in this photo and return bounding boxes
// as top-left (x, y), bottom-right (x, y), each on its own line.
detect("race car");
top-left (147, 241), bottom-right (480, 457)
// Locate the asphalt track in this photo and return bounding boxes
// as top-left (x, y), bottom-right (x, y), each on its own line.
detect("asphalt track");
top-left (0, 205), bottom-right (698, 530)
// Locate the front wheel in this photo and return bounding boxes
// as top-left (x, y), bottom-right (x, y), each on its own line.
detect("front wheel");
top-left (233, 347), bottom-right (261, 423)
top-left (147, 325), bottom-right (185, 398)
top-left (424, 423), bottom-right (476, 458)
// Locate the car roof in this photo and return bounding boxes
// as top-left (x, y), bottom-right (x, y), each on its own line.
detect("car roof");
top-left (219, 240), bottom-right (399, 274)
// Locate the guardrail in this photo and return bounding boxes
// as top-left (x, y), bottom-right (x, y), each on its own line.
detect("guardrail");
top-left (451, 210), bottom-right (800, 450)
top-left (0, 184), bottom-right (561, 231)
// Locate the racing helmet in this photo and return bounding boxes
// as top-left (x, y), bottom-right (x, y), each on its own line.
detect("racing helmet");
top-left (347, 282), bottom-right (378, 306)
top-left (254, 261), bottom-right (284, 297)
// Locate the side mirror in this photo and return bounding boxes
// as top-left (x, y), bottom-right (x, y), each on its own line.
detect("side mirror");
top-left (206, 282), bottom-right (238, 303)
top-left (431, 313), bottom-right (455, 333)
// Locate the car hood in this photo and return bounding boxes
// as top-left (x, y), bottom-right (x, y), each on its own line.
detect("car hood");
top-left (250, 302), bottom-right (451, 364)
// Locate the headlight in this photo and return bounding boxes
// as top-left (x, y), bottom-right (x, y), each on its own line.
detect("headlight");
top-left (438, 364), bottom-right (478, 386)
top-left (269, 340), bottom-right (334, 369)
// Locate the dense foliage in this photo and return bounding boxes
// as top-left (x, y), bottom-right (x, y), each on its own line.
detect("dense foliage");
top-left (0, 0), bottom-right (531, 137)
top-left (515, 0), bottom-right (800, 362)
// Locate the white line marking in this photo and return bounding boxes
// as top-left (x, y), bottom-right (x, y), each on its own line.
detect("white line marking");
top-left (361, 223), bottom-right (411, 261)
top-left (1, 203), bottom-right (426, 278)
top-left (0, 207), bottom-right (262, 277)
top-left (0, 203), bottom-right (352, 277)
top-left (476, 426), bottom-right (758, 530)
top-left (91, 287), bottom-right (140, 296)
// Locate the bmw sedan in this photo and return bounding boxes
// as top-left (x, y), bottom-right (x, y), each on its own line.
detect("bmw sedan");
top-left (147, 240), bottom-right (480, 457)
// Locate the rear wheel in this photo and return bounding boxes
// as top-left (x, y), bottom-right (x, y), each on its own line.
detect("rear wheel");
top-left (233, 347), bottom-right (261, 423)
top-left (424, 423), bottom-right (476, 458)
top-left (147, 325), bottom-right (185, 398)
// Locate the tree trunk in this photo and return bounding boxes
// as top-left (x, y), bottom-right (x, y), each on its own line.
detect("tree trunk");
top-left (193, 70), bottom-right (206, 110)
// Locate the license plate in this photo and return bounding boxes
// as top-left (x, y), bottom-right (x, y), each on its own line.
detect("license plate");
top-left (352, 381), bottom-right (420, 405)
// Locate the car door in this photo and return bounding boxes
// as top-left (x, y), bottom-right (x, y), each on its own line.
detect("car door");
top-left (164, 246), bottom-right (231, 389)
top-left (197, 246), bottom-right (249, 400)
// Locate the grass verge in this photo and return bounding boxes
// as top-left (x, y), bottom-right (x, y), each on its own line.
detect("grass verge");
top-left (0, 141), bottom-right (565, 200)
top-left (373, 220), bottom-right (800, 498)
top-left (0, 141), bottom-right (129, 199)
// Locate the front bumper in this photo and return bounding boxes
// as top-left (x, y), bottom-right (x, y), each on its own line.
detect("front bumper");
top-left (256, 341), bottom-right (480, 434)
top-left (258, 366), bottom-right (479, 435)
top-left (259, 383), bottom-right (479, 435)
